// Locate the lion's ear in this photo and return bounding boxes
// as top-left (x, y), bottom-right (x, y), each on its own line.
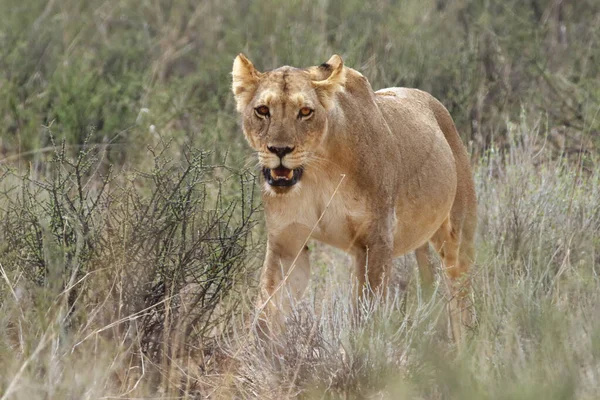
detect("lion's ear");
top-left (312, 55), bottom-right (347, 110)
top-left (232, 54), bottom-right (262, 112)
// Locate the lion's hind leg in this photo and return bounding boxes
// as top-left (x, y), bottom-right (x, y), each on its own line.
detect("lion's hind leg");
top-left (430, 216), bottom-right (474, 347)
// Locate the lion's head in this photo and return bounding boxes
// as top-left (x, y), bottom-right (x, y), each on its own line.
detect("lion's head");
top-left (232, 54), bottom-right (346, 195)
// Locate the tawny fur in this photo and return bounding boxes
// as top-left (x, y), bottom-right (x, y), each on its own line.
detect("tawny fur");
top-left (232, 54), bottom-right (477, 344)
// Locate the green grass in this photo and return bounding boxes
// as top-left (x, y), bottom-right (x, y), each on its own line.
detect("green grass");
top-left (1, 0), bottom-right (600, 398)
top-left (1, 0), bottom-right (599, 162)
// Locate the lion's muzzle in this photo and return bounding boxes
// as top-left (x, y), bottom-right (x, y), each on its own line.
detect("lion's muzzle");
top-left (262, 166), bottom-right (303, 187)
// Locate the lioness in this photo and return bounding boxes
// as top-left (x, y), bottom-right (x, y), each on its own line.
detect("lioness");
top-left (232, 54), bottom-right (477, 344)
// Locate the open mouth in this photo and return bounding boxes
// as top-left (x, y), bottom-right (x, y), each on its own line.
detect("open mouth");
top-left (262, 166), bottom-right (303, 187)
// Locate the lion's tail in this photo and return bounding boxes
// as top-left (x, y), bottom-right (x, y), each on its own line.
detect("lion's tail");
top-left (428, 96), bottom-right (477, 264)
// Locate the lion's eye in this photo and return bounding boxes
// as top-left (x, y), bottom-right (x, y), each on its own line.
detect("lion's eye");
top-left (298, 107), bottom-right (313, 118)
top-left (255, 105), bottom-right (270, 118)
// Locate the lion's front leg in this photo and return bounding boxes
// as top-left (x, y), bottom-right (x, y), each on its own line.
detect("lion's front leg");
top-left (255, 229), bottom-right (311, 338)
top-left (352, 213), bottom-right (395, 303)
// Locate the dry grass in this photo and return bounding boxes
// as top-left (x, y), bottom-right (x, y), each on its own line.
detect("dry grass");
top-left (2, 123), bottom-right (599, 399)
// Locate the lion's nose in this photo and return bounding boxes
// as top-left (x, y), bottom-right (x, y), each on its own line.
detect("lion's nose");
top-left (267, 146), bottom-right (294, 159)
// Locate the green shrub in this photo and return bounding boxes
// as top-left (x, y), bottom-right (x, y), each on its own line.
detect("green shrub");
top-left (0, 135), bottom-right (260, 394)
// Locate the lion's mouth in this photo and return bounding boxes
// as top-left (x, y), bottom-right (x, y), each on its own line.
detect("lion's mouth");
top-left (262, 166), bottom-right (303, 187)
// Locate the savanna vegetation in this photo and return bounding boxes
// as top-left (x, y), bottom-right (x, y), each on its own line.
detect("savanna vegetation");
top-left (1, 0), bottom-right (599, 398)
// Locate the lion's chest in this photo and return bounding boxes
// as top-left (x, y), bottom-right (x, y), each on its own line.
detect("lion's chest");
top-left (264, 180), bottom-right (367, 251)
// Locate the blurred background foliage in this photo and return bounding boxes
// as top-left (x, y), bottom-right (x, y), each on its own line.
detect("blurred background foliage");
top-left (1, 0), bottom-right (599, 164)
